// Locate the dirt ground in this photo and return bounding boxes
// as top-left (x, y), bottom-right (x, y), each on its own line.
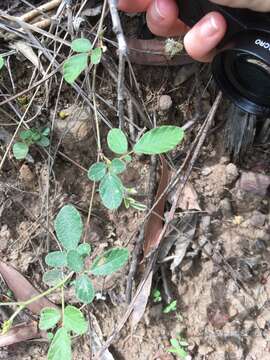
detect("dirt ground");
top-left (0, 1), bottom-right (270, 360)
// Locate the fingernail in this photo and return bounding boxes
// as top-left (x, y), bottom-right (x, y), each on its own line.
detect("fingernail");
top-left (154, 0), bottom-right (165, 20)
top-left (200, 15), bottom-right (219, 37)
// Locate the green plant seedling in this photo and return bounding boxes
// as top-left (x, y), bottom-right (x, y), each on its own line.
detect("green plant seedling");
top-left (87, 126), bottom-right (184, 210)
top-left (152, 289), bottom-right (162, 303)
top-left (163, 300), bottom-right (177, 314)
top-left (1, 204), bottom-right (129, 360)
top-left (12, 127), bottom-right (50, 160)
top-left (167, 335), bottom-right (189, 359)
top-left (63, 38), bottom-right (103, 84)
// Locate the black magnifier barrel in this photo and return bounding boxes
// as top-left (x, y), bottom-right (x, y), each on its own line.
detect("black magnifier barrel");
top-left (176, 0), bottom-right (270, 116)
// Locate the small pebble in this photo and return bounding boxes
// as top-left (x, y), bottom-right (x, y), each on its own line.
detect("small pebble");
top-left (249, 211), bottom-right (266, 227)
top-left (225, 163), bottom-right (239, 184)
top-left (158, 95), bottom-right (172, 111)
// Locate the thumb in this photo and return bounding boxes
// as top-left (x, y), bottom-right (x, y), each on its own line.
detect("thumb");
top-left (184, 12), bottom-right (227, 62)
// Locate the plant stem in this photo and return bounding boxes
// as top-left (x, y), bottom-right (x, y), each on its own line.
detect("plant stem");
top-left (8, 272), bottom-right (73, 325)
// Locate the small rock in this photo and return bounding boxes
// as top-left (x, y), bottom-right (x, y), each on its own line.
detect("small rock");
top-left (220, 198), bottom-right (233, 218)
top-left (201, 167), bottom-right (212, 176)
top-left (225, 163), bottom-right (239, 184)
top-left (257, 315), bottom-right (266, 329)
top-left (228, 304), bottom-right (238, 318)
top-left (249, 211), bottom-right (266, 227)
top-left (198, 345), bottom-right (214, 356)
top-left (19, 164), bottom-right (35, 183)
top-left (174, 64), bottom-right (197, 86)
top-left (236, 171), bottom-right (270, 197)
top-left (158, 95), bottom-right (172, 111)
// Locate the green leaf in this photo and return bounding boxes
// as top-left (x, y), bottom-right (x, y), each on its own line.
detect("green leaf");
top-left (91, 47), bottom-right (102, 64)
top-left (88, 162), bottom-right (107, 181)
top-left (36, 136), bottom-right (50, 147)
top-left (63, 53), bottom-right (88, 84)
top-left (107, 129), bottom-right (128, 154)
top-left (71, 38), bottom-right (92, 53)
top-left (99, 174), bottom-right (124, 210)
top-left (134, 126), bottom-right (184, 154)
top-left (67, 249), bottom-right (84, 272)
top-left (54, 205), bottom-right (83, 250)
top-left (77, 243), bottom-right (91, 257)
top-left (43, 269), bottom-right (63, 286)
top-left (0, 56), bottom-right (4, 70)
top-left (19, 130), bottom-right (33, 141)
top-left (39, 308), bottom-right (61, 331)
top-left (12, 142), bottom-right (29, 160)
top-left (124, 154), bottom-right (132, 163)
top-left (42, 127), bottom-right (50, 136)
top-left (45, 251), bottom-right (67, 268)
top-left (110, 158), bottom-right (126, 174)
top-left (63, 305), bottom-right (88, 335)
top-left (48, 327), bottom-right (71, 360)
top-left (31, 130), bottom-right (41, 142)
top-left (75, 275), bottom-right (95, 304)
top-left (90, 248), bottom-right (129, 276)
top-left (163, 300), bottom-right (177, 313)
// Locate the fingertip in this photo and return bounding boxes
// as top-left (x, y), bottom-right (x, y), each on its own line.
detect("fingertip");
top-left (184, 12), bottom-right (227, 61)
top-left (146, 0), bottom-right (188, 37)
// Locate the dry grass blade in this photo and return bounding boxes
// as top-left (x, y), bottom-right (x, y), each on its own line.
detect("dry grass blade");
top-left (0, 322), bottom-right (41, 347)
top-left (0, 261), bottom-right (58, 314)
top-left (144, 156), bottom-right (169, 257)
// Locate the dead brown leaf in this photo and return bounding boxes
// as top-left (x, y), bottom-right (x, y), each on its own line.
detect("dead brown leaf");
top-left (168, 180), bottom-right (201, 211)
top-left (0, 322), bottom-right (42, 347)
top-left (0, 261), bottom-right (58, 314)
top-left (144, 156), bottom-right (169, 257)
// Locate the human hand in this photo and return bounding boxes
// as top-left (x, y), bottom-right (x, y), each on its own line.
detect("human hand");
top-left (118, 0), bottom-right (270, 62)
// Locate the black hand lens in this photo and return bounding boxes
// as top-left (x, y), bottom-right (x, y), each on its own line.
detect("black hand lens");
top-left (177, 0), bottom-right (270, 116)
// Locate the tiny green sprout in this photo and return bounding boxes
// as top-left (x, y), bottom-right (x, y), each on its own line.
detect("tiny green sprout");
top-left (167, 335), bottom-right (189, 359)
top-left (63, 38), bottom-right (103, 84)
top-left (87, 126), bottom-right (184, 211)
top-left (13, 127), bottom-right (50, 160)
top-left (152, 289), bottom-right (162, 303)
top-left (163, 300), bottom-right (177, 314)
